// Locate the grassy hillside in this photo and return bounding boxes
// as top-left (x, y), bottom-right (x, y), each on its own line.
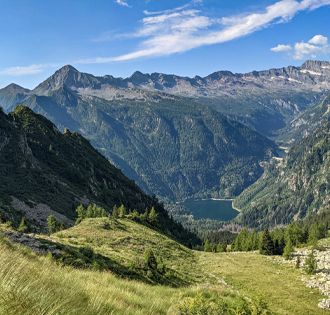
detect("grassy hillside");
top-left (234, 119), bottom-right (330, 228)
top-left (1, 217), bottom-right (329, 314)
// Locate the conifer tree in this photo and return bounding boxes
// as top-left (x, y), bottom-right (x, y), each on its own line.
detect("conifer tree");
top-left (18, 217), bottom-right (29, 233)
top-left (204, 239), bottom-right (212, 252)
top-left (112, 205), bottom-right (119, 218)
top-left (283, 238), bottom-right (293, 260)
top-left (217, 242), bottom-right (223, 253)
top-left (75, 204), bottom-right (86, 225)
top-left (260, 228), bottom-right (274, 255)
top-left (47, 215), bottom-right (59, 234)
top-left (295, 254), bottom-right (301, 269)
top-left (144, 248), bottom-right (157, 269)
top-left (119, 204), bottom-right (127, 216)
top-left (305, 250), bottom-right (317, 274)
top-left (148, 207), bottom-right (158, 226)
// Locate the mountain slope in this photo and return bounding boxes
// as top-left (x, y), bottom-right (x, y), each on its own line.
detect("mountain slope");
top-left (0, 106), bottom-right (196, 242)
top-left (277, 91), bottom-right (330, 146)
top-left (233, 120), bottom-right (330, 228)
top-left (1, 80), bottom-right (277, 201)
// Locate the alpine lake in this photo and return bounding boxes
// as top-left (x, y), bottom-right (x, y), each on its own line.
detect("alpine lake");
top-left (180, 199), bottom-right (239, 221)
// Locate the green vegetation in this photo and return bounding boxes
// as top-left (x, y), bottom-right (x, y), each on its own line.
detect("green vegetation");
top-left (0, 106), bottom-right (199, 246)
top-left (234, 119), bottom-right (330, 228)
top-left (5, 85), bottom-right (277, 202)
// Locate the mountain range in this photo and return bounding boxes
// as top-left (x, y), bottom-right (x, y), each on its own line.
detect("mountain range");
top-left (0, 66), bottom-right (278, 202)
top-left (2, 61), bottom-right (330, 140)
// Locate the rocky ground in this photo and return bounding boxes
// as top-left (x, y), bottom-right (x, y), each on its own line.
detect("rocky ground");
top-left (271, 240), bottom-right (330, 309)
top-left (3, 231), bottom-right (61, 255)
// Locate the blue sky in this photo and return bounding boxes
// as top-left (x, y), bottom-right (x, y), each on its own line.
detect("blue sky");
top-left (0, 0), bottom-right (329, 89)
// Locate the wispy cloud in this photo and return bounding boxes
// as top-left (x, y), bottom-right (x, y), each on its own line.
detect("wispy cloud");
top-left (271, 34), bottom-right (330, 59)
top-left (115, 0), bottom-right (131, 8)
top-left (0, 64), bottom-right (60, 76)
top-left (77, 0), bottom-right (330, 64)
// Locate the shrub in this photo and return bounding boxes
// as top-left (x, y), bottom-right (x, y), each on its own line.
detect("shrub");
top-left (79, 245), bottom-right (94, 260)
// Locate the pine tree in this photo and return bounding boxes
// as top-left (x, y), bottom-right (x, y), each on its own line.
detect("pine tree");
top-left (305, 250), bottom-right (317, 274)
top-left (47, 215), bottom-right (59, 234)
top-left (295, 254), bottom-right (301, 269)
top-left (18, 217), bottom-right (29, 233)
top-left (217, 242), bottom-right (223, 253)
top-left (283, 238), bottom-right (294, 260)
top-left (75, 204), bottom-right (86, 225)
top-left (119, 204), bottom-right (127, 216)
top-left (112, 205), bottom-right (119, 218)
top-left (260, 228), bottom-right (274, 255)
top-left (144, 248), bottom-right (157, 269)
top-left (148, 207), bottom-right (158, 226)
top-left (204, 239), bottom-right (212, 252)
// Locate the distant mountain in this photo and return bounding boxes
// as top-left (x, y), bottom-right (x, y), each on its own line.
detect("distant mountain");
top-left (233, 119), bottom-right (330, 229)
top-left (2, 61), bottom-right (329, 139)
top-left (0, 106), bottom-right (194, 240)
top-left (0, 68), bottom-right (277, 201)
top-left (276, 91), bottom-right (330, 146)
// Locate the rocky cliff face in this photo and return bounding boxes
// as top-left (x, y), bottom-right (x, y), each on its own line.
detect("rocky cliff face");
top-left (1, 61), bottom-right (329, 138)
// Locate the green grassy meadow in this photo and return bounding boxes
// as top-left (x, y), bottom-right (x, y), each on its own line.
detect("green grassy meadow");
top-left (0, 218), bottom-right (328, 314)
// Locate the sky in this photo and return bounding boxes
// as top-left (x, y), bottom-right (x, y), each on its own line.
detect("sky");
top-left (0, 0), bottom-right (329, 89)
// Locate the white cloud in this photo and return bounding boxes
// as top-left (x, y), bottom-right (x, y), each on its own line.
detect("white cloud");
top-left (271, 44), bottom-right (292, 52)
top-left (293, 40), bottom-right (329, 59)
top-left (308, 34), bottom-right (328, 45)
top-left (78, 0), bottom-right (330, 63)
top-left (115, 0), bottom-right (131, 8)
top-left (0, 64), bottom-right (60, 76)
top-left (272, 34), bottom-right (329, 60)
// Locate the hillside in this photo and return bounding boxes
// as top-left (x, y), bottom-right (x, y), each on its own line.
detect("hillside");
top-left (234, 120), bottom-right (330, 229)
top-left (0, 106), bottom-right (197, 244)
top-left (277, 91), bottom-right (330, 146)
top-left (1, 217), bottom-right (329, 314)
top-left (0, 68), bottom-right (278, 202)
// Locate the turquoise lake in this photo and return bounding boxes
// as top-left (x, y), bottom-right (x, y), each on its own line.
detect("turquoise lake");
top-left (180, 199), bottom-right (239, 221)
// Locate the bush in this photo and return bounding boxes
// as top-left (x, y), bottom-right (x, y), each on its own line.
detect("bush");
top-left (79, 245), bottom-right (94, 260)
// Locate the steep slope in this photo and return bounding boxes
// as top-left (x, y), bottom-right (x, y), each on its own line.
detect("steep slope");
top-left (233, 120), bottom-right (330, 228)
top-left (0, 106), bottom-right (195, 243)
top-left (2, 84), bottom-right (277, 201)
top-left (277, 91), bottom-right (330, 146)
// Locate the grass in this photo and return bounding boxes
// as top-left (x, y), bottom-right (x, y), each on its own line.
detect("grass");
top-left (1, 218), bottom-right (329, 314)
top-left (200, 251), bottom-right (329, 314)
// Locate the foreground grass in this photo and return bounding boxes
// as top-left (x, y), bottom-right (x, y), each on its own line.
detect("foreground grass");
top-left (199, 251), bottom-right (329, 315)
top-left (0, 221), bottom-right (254, 315)
top-left (1, 218), bottom-right (328, 314)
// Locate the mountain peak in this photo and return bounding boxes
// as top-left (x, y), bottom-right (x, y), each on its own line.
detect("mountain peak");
top-left (4, 83), bottom-right (29, 92)
top-left (33, 65), bottom-right (100, 94)
top-left (300, 60), bottom-right (330, 71)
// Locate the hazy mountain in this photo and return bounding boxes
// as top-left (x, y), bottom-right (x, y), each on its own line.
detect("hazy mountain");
top-left (233, 119), bottom-right (330, 228)
top-left (0, 69), bottom-right (278, 201)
